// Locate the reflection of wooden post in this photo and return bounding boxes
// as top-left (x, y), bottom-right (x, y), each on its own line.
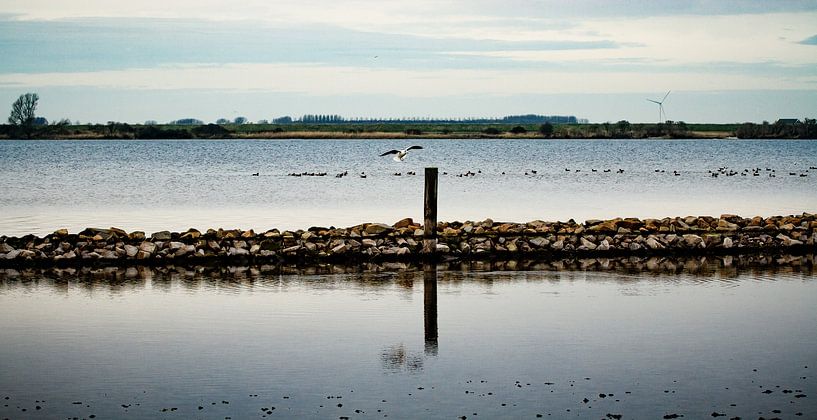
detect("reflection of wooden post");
top-left (423, 167), bottom-right (438, 255)
top-left (423, 263), bottom-right (438, 356)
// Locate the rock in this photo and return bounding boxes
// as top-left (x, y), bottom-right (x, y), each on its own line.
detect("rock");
top-left (331, 244), bottom-right (347, 254)
top-left (151, 231), bottom-right (172, 241)
top-left (282, 245), bottom-right (301, 253)
top-left (63, 250), bottom-right (77, 259)
top-left (716, 219), bottom-right (739, 231)
top-left (228, 247), bottom-right (249, 256)
top-left (365, 223), bottom-right (393, 235)
top-left (646, 237), bottom-right (664, 250)
top-left (124, 244), bottom-right (139, 257)
top-left (529, 237), bottom-right (549, 248)
top-left (629, 242), bottom-right (642, 251)
top-left (250, 244), bottom-right (261, 254)
top-left (168, 241), bottom-right (184, 251)
top-left (588, 221), bottom-right (617, 232)
top-left (138, 241), bottom-right (157, 254)
top-left (100, 250), bottom-right (117, 259)
top-left (136, 250), bottom-right (151, 259)
top-left (180, 229), bottom-right (201, 239)
top-left (443, 227), bottom-right (459, 236)
top-left (53, 228), bottom-right (69, 237)
top-left (551, 240), bottom-right (564, 250)
top-left (435, 243), bottom-right (450, 253)
top-left (682, 234), bottom-right (703, 247)
top-left (5, 249), bottom-right (21, 260)
top-left (722, 237), bottom-right (733, 249)
top-left (597, 240), bottom-right (610, 251)
top-left (362, 239), bottom-right (377, 248)
top-left (129, 231), bottom-right (146, 241)
top-left (580, 237), bottom-right (597, 250)
top-left (0, 243), bottom-right (14, 253)
top-left (393, 218), bottom-right (414, 229)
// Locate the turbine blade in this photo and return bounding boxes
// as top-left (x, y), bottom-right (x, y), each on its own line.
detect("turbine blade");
top-left (647, 99), bottom-right (661, 104)
top-left (662, 90), bottom-right (671, 103)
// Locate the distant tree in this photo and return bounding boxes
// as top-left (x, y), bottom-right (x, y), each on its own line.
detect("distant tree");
top-left (257, 119), bottom-right (269, 124)
top-left (483, 127), bottom-right (501, 135)
top-left (538, 123), bottom-right (554, 137)
top-left (273, 116), bottom-right (292, 124)
top-left (233, 116), bottom-right (247, 124)
top-left (616, 120), bottom-right (630, 133)
top-left (144, 120), bottom-right (158, 126)
top-left (32, 117), bottom-right (48, 126)
top-left (169, 118), bottom-right (203, 125)
top-left (216, 118), bottom-right (230, 124)
top-left (510, 126), bottom-right (527, 134)
top-left (8, 93), bottom-right (38, 126)
top-left (8, 93), bottom-right (39, 138)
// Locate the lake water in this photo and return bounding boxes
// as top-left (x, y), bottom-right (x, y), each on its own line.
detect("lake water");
top-left (1, 260), bottom-right (815, 419)
top-left (0, 139), bottom-right (816, 237)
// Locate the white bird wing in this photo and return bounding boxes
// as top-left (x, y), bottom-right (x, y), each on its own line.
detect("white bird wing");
top-left (406, 145), bottom-right (423, 151)
top-left (380, 150), bottom-right (400, 156)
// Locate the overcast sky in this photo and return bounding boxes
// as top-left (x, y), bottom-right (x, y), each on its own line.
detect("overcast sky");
top-left (1, 0), bottom-right (816, 123)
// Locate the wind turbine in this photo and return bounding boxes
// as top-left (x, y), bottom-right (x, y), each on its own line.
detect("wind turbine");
top-left (647, 91), bottom-right (671, 123)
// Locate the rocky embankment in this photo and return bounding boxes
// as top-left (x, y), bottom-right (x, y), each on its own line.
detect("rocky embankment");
top-left (1, 214), bottom-right (815, 267)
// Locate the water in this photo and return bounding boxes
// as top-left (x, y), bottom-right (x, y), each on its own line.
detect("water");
top-left (1, 261), bottom-right (815, 419)
top-left (0, 138), bottom-right (816, 236)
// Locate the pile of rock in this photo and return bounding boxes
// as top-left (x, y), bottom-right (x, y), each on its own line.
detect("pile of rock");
top-left (1, 214), bottom-right (815, 267)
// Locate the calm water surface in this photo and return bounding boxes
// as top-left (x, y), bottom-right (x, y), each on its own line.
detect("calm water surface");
top-left (1, 264), bottom-right (815, 419)
top-left (0, 139), bottom-right (816, 236)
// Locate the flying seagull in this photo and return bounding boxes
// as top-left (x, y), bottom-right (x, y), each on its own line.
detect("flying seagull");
top-left (380, 145), bottom-right (423, 162)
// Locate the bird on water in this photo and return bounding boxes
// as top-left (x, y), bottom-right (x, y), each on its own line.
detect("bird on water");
top-left (380, 145), bottom-right (423, 162)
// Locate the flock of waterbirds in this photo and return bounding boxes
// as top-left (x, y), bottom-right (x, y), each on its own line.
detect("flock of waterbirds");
top-left (1, 364), bottom-right (810, 419)
top-left (273, 146), bottom-right (815, 179)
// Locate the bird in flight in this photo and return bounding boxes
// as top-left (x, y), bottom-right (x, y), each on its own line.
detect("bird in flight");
top-left (380, 145), bottom-right (423, 162)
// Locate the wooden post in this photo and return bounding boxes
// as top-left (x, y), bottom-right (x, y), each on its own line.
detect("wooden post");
top-left (423, 167), bottom-right (438, 255)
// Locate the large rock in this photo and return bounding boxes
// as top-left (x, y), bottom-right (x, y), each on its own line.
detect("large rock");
top-left (716, 219), bottom-right (739, 231)
top-left (393, 218), bottom-right (414, 229)
top-left (682, 234), bottom-right (703, 247)
top-left (645, 237), bottom-right (664, 250)
top-left (5, 249), bottom-right (21, 260)
top-left (722, 237), bottom-right (733, 248)
top-left (0, 243), bottom-right (14, 253)
top-left (529, 237), bottom-right (549, 248)
top-left (228, 247), bottom-right (250, 256)
top-left (138, 241), bottom-right (157, 254)
top-left (124, 244), bottom-right (139, 257)
top-left (365, 223), bottom-right (393, 235)
top-left (579, 237), bottom-right (597, 250)
top-left (151, 231), bottom-right (172, 241)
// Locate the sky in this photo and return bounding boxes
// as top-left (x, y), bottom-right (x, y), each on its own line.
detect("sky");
top-left (0, 0), bottom-right (816, 124)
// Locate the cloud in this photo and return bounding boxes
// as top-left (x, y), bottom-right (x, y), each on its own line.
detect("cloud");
top-left (1, 63), bottom-right (812, 96)
top-left (800, 35), bottom-right (817, 45)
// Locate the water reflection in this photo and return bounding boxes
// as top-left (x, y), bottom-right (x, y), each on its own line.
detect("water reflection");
top-left (1, 254), bottom-right (813, 287)
top-left (424, 263), bottom-right (438, 356)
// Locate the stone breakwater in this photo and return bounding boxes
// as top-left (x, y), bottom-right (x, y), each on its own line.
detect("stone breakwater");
top-left (1, 213), bottom-right (815, 267)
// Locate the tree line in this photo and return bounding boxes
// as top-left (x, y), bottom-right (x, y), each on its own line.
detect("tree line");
top-left (735, 119), bottom-right (816, 139)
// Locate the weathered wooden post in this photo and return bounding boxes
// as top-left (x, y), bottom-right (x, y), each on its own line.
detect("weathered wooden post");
top-left (422, 167), bottom-right (438, 255)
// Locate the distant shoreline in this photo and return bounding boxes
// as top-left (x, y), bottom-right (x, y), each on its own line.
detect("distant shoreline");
top-left (2, 120), bottom-right (812, 140)
top-left (0, 122), bottom-right (747, 140)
